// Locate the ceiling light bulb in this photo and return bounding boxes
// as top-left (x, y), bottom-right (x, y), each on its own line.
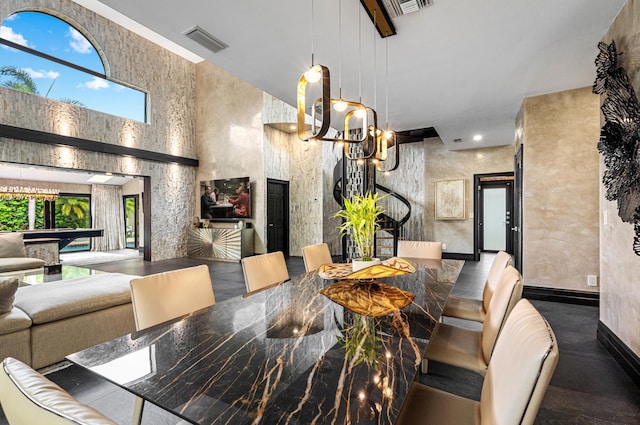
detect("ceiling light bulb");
top-left (473, 134), bottom-right (483, 142)
top-left (384, 131), bottom-right (394, 140)
top-left (309, 137), bottom-right (318, 145)
top-left (304, 65), bottom-right (322, 83)
top-left (333, 99), bottom-right (348, 112)
top-left (354, 108), bottom-right (365, 119)
top-left (372, 158), bottom-right (379, 164)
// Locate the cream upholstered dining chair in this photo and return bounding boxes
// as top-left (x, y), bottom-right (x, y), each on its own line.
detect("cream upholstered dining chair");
top-left (241, 251), bottom-right (289, 293)
top-left (0, 356), bottom-right (117, 425)
top-left (129, 264), bottom-right (215, 424)
top-left (442, 251), bottom-right (512, 323)
top-left (397, 299), bottom-right (559, 425)
top-left (422, 265), bottom-right (523, 375)
top-left (129, 264), bottom-right (216, 331)
top-left (397, 240), bottom-right (443, 259)
top-left (302, 243), bottom-right (333, 272)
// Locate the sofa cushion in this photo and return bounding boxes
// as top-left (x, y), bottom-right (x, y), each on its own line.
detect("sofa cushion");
top-left (0, 257), bottom-right (46, 273)
top-left (0, 277), bottom-right (19, 314)
top-left (14, 273), bottom-right (137, 325)
top-left (0, 307), bottom-right (32, 336)
top-left (0, 233), bottom-right (26, 258)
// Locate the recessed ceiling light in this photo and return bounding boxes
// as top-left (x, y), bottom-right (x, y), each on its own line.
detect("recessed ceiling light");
top-left (473, 134), bottom-right (483, 142)
top-left (88, 175), bottom-right (113, 183)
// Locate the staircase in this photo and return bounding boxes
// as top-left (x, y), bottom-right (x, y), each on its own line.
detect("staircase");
top-left (333, 158), bottom-right (411, 259)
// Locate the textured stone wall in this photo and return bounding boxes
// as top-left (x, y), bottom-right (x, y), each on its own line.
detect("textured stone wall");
top-left (521, 87), bottom-right (600, 291)
top-left (0, 0), bottom-right (197, 261)
top-left (601, 0), bottom-right (640, 355)
top-left (262, 94), bottom-right (326, 257)
top-left (377, 142), bottom-right (426, 242)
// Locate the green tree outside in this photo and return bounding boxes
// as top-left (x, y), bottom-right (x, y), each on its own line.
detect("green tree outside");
top-left (0, 199), bottom-right (45, 231)
top-left (55, 196), bottom-right (90, 229)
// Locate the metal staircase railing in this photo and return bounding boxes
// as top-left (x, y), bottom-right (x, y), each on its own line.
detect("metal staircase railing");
top-left (333, 158), bottom-right (411, 259)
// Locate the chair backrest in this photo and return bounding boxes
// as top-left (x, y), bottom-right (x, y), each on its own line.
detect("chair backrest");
top-left (241, 251), bottom-right (289, 293)
top-left (129, 264), bottom-right (215, 330)
top-left (302, 243), bottom-right (333, 272)
top-left (480, 299), bottom-right (559, 425)
top-left (397, 240), bottom-right (443, 260)
top-left (482, 251), bottom-right (513, 311)
top-left (481, 265), bottom-right (523, 363)
top-left (0, 357), bottom-right (117, 425)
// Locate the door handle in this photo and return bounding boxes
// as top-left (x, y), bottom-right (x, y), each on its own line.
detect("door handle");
top-left (268, 224), bottom-right (274, 227)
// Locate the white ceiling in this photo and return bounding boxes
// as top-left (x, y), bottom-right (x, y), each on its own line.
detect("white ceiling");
top-left (0, 163), bottom-right (135, 186)
top-left (72, 1), bottom-right (623, 150)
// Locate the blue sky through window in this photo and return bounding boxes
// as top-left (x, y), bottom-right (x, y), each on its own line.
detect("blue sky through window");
top-left (0, 11), bottom-right (146, 122)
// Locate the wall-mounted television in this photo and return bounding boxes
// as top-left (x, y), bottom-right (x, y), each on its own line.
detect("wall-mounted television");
top-left (200, 177), bottom-right (251, 220)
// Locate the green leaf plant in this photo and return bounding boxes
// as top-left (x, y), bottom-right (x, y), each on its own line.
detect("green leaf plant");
top-left (334, 192), bottom-right (385, 262)
top-left (338, 313), bottom-right (382, 367)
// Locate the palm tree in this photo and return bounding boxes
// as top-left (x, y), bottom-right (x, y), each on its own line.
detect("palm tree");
top-left (0, 66), bottom-right (85, 106)
top-left (58, 197), bottom-right (90, 219)
top-left (0, 66), bottom-right (39, 94)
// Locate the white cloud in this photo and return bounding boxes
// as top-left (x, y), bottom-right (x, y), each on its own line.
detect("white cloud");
top-left (82, 77), bottom-right (109, 90)
top-left (4, 14), bottom-right (18, 22)
top-left (67, 27), bottom-right (92, 54)
top-left (23, 68), bottom-right (59, 80)
top-left (0, 25), bottom-right (29, 47)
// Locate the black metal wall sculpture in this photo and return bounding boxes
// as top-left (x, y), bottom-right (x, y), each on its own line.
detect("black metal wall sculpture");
top-left (593, 40), bottom-right (640, 255)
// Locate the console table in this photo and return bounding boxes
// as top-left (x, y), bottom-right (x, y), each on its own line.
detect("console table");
top-left (187, 227), bottom-right (254, 262)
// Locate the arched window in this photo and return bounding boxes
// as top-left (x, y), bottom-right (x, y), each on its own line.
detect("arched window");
top-left (0, 11), bottom-right (146, 122)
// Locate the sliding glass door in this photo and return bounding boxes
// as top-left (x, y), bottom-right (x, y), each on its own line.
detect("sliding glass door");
top-left (123, 195), bottom-right (139, 249)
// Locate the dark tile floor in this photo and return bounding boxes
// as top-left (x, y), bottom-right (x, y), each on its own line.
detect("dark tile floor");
top-left (1, 254), bottom-right (639, 424)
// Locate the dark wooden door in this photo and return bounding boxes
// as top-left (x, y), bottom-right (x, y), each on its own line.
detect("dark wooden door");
top-left (267, 179), bottom-right (289, 256)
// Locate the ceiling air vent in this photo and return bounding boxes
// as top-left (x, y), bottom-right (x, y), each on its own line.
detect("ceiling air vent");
top-left (183, 26), bottom-right (228, 53)
top-left (381, 0), bottom-right (434, 18)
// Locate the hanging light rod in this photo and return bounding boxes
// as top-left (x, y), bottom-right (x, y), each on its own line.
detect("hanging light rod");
top-left (360, 0), bottom-right (396, 38)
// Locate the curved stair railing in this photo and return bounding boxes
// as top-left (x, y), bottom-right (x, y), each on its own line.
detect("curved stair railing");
top-left (375, 184), bottom-right (411, 257)
top-left (333, 158), bottom-right (411, 258)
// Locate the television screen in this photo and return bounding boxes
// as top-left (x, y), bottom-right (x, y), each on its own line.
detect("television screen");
top-left (200, 177), bottom-right (251, 220)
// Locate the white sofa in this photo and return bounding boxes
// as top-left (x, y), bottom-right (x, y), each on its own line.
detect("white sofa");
top-left (0, 272), bottom-right (138, 369)
top-left (0, 232), bottom-right (46, 274)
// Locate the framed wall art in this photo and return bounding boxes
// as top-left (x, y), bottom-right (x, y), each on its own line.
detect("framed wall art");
top-left (435, 179), bottom-right (466, 220)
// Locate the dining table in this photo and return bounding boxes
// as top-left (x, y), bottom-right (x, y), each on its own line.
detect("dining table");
top-left (67, 258), bottom-right (464, 425)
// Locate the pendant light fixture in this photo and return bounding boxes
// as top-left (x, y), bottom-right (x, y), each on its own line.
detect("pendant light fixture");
top-left (376, 35), bottom-right (400, 173)
top-left (297, 0), bottom-right (330, 142)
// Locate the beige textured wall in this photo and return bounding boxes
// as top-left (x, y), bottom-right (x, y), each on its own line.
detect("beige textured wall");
top-left (424, 139), bottom-right (515, 254)
top-left (521, 87), bottom-right (600, 291)
top-left (601, 0), bottom-right (640, 355)
top-left (0, 0), bottom-right (197, 261)
top-left (195, 61), bottom-right (265, 252)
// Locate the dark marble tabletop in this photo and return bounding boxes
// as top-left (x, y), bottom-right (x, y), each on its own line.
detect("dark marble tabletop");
top-left (67, 259), bottom-right (463, 425)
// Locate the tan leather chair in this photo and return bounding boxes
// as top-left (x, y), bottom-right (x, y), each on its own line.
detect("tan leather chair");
top-left (302, 243), bottom-right (333, 272)
top-left (129, 264), bottom-right (215, 424)
top-left (241, 251), bottom-right (289, 293)
top-left (397, 240), bottom-right (443, 260)
top-left (397, 299), bottom-right (559, 425)
top-left (129, 264), bottom-right (216, 331)
top-left (0, 357), bottom-right (117, 425)
top-left (422, 265), bottom-right (523, 375)
top-left (442, 251), bottom-right (512, 322)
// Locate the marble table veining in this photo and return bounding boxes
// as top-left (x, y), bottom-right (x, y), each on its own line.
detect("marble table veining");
top-left (67, 259), bottom-right (463, 425)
